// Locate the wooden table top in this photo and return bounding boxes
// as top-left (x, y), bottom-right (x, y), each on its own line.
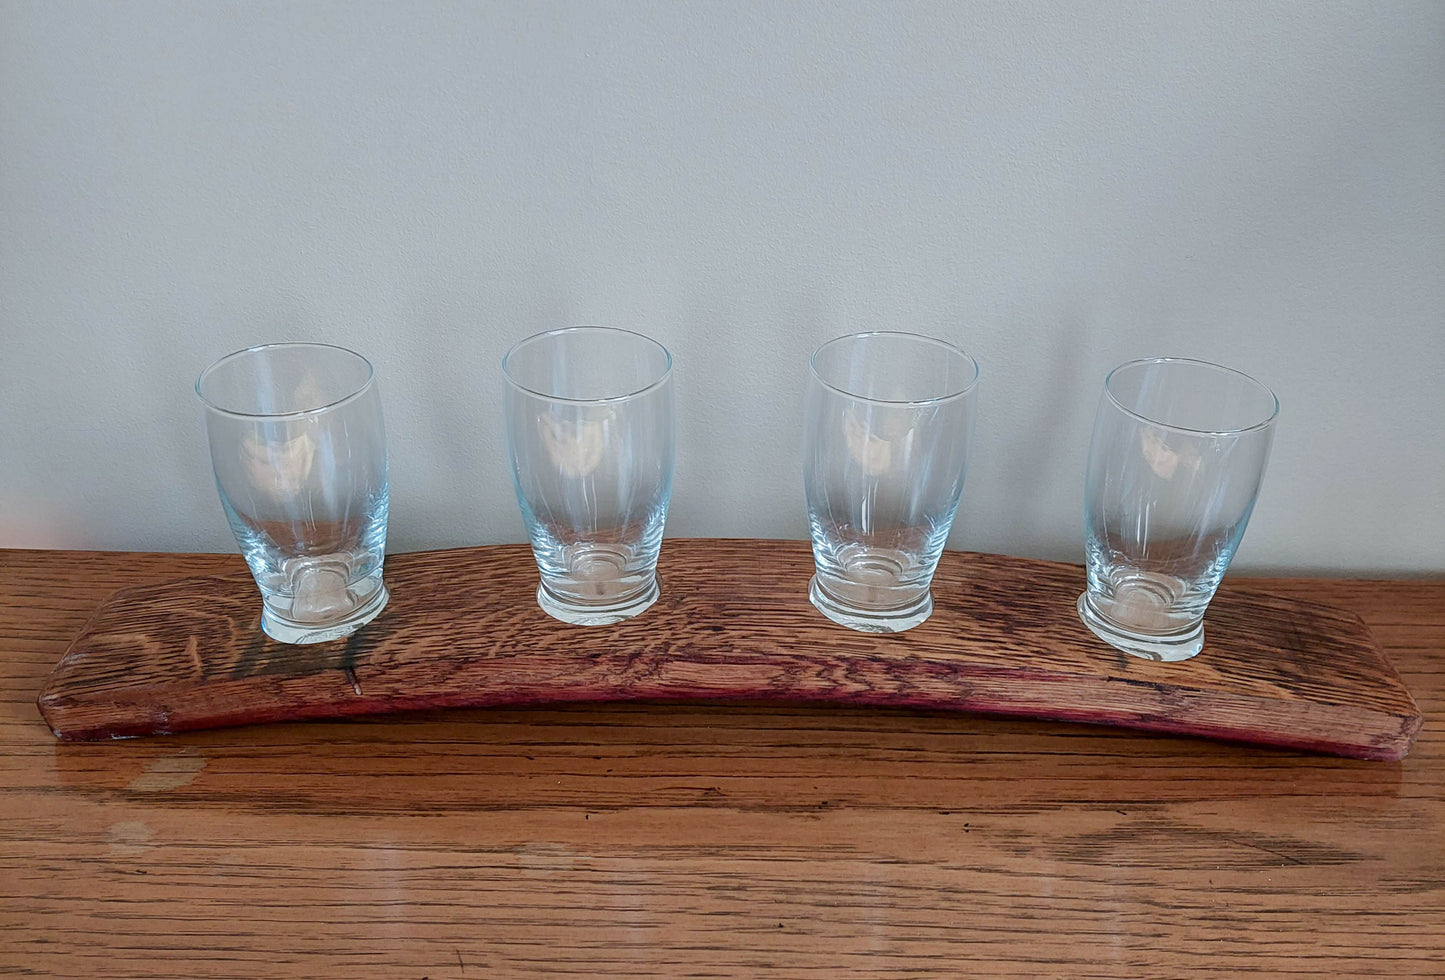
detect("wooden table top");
top-left (3, 548), bottom-right (1442, 978)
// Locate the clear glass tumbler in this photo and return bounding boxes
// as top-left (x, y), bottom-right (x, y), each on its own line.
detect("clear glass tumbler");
top-left (1078, 357), bottom-right (1278, 661)
top-left (196, 343), bottom-right (390, 644)
top-left (803, 331), bottom-right (980, 633)
top-left (503, 326), bottom-right (675, 626)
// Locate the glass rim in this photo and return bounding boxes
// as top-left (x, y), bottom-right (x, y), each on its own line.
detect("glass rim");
top-left (1103, 356), bottom-right (1280, 435)
top-left (501, 325), bottom-right (674, 405)
top-left (809, 331), bottom-right (980, 406)
top-left (195, 342), bottom-right (377, 420)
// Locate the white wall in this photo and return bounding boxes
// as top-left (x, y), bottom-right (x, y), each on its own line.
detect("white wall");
top-left (2, 1), bottom-right (1442, 573)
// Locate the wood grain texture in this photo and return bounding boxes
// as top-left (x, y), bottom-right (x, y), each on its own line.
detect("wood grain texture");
top-left (37, 540), bottom-right (1421, 759)
top-left (2, 548), bottom-right (1444, 978)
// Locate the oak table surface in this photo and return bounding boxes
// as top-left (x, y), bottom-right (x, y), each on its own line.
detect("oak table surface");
top-left (2, 548), bottom-right (1442, 979)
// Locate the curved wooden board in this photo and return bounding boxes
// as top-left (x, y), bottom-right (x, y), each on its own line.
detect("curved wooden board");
top-left (37, 540), bottom-right (1422, 758)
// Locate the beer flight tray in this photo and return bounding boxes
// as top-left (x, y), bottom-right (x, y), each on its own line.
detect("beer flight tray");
top-left (38, 539), bottom-right (1421, 760)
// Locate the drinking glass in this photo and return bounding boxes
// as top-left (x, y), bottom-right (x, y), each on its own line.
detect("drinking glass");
top-left (503, 326), bottom-right (675, 626)
top-left (196, 343), bottom-right (390, 644)
top-left (1078, 357), bottom-right (1278, 661)
top-left (803, 331), bottom-right (980, 632)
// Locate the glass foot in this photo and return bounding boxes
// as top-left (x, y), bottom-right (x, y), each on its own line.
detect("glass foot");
top-left (1077, 591), bottom-right (1203, 662)
top-left (809, 574), bottom-right (932, 633)
top-left (537, 576), bottom-right (659, 626)
top-left (262, 580), bottom-right (389, 645)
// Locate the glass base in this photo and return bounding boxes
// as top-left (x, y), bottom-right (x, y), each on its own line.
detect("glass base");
top-left (261, 580), bottom-right (389, 645)
top-left (1076, 591), bottom-right (1203, 662)
top-left (537, 575), bottom-right (659, 626)
top-left (809, 574), bottom-right (933, 633)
